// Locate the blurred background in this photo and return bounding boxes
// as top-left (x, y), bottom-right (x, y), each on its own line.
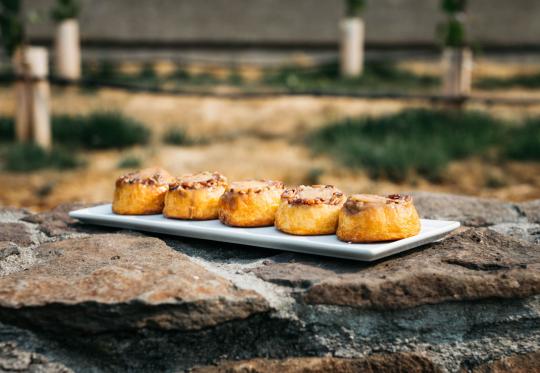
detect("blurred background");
top-left (1, 0), bottom-right (540, 210)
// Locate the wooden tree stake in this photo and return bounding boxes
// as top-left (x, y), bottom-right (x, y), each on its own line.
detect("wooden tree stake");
top-left (13, 46), bottom-right (52, 149)
top-left (340, 17), bottom-right (364, 78)
top-left (55, 18), bottom-right (81, 80)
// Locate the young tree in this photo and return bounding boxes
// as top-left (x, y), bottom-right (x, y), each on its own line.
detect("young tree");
top-left (340, 0), bottom-right (366, 78)
top-left (51, 0), bottom-right (81, 80)
top-left (0, 0), bottom-right (51, 148)
top-left (439, 0), bottom-right (472, 97)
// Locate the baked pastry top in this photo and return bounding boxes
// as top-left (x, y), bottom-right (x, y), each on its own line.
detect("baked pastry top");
top-left (281, 185), bottom-right (345, 206)
top-left (115, 167), bottom-right (174, 187)
top-left (226, 180), bottom-right (284, 194)
top-left (343, 194), bottom-right (412, 214)
top-left (170, 171), bottom-right (227, 190)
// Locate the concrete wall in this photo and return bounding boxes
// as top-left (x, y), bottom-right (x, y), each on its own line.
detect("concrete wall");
top-left (26, 0), bottom-right (540, 47)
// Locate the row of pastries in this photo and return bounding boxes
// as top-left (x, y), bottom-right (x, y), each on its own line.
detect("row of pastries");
top-left (112, 168), bottom-right (421, 243)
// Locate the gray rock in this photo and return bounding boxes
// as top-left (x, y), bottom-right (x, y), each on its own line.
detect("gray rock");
top-left (518, 199), bottom-right (540, 224)
top-left (0, 342), bottom-right (72, 372)
top-left (0, 223), bottom-right (34, 247)
top-left (489, 223), bottom-right (540, 244)
top-left (0, 194), bottom-right (539, 372)
top-left (0, 243), bottom-right (19, 260)
top-left (0, 234), bottom-right (269, 333)
top-left (411, 192), bottom-right (521, 226)
top-left (304, 229), bottom-right (540, 309)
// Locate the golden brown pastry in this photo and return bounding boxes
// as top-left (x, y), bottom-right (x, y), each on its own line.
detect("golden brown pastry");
top-left (337, 194), bottom-right (421, 242)
top-left (112, 168), bottom-right (174, 215)
top-left (163, 171), bottom-right (227, 220)
top-left (275, 185), bottom-right (345, 235)
top-left (218, 180), bottom-right (284, 227)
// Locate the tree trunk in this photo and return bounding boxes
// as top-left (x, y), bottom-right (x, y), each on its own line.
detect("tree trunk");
top-left (55, 19), bottom-right (81, 80)
top-left (442, 47), bottom-right (473, 97)
top-left (12, 46), bottom-right (52, 150)
top-left (340, 17), bottom-right (364, 78)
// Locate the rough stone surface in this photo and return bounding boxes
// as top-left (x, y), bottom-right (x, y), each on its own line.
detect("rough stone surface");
top-left (22, 202), bottom-right (103, 237)
top-left (0, 223), bottom-right (34, 247)
top-left (0, 194), bottom-right (539, 372)
top-left (518, 199), bottom-right (540, 224)
top-left (468, 351), bottom-right (540, 373)
top-left (489, 223), bottom-right (540, 244)
top-left (193, 353), bottom-right (442, 373)
top-left (0, 234), bottom-right (269, 333)
top-left (0, 342), bottom-right (72, 372)
top-left (411, 192), bottom-right (521, 227)
top-left (258, 229), bottom-right (540, 309)
top-left (0, 242), bottom-right (19, 261)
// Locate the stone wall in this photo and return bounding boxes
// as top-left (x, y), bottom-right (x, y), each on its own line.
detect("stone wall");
top-left (0, 193), bottom-right (539, 372)
top-left (25, 0), bottom-right (540, 48)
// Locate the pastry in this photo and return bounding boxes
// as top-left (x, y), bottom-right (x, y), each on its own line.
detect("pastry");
top-left (219, 180), bottom-right (284, 227)
top-left (112, 168), bottom-right (174, 215)
top-left (337, 194), bottom-right (421, 242)
top-left (275, 185), bottom-right (345, 235)
top-left (163, 171), bottom-right (227, 220)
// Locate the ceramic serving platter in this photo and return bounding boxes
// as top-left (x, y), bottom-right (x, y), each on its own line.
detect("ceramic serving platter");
top-left (69, 204), bottom-right (460, 261)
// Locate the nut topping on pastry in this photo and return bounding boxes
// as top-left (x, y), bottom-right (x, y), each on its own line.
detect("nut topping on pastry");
top-left (281, 185), bottom-right (345, 206)
top-left (170, 171), bottom-right (227, 190)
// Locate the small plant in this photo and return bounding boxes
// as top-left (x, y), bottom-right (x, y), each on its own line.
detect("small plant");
top-left (439, 0), bottom-right (467, 47)
top-left (53, 111), bottom-right (150, 149)
top-left (304, 168), bottom-right (324, 185)
top-left (3, 143), bottom-right (83, 171)
top-left (162, 127), bottom-right (190, 145)
top-left (139, 62), bottom-right (157, 80)
top-left (345, 0), bottom-right (366, 17)
top-left (504, 119), bottom-right (540, 161)
top-left (0, 116), bottom-right (14, 141)
top-left (117, 155), bottom-right (143, 169)
top-left (50, 0), bottom-right (80, 22)
top-left (0, 0), bottom-right (24, 56)
top-left (228, 68), bottom-right (243, 85)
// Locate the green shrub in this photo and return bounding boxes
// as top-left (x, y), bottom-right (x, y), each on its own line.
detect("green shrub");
top-left (504, 118), bottom-right (540, 161)
top-left (139, 62), bottom-right (157, 80)
top-left (345, 0), bottom-right (366, 17)
top-left (162, 127), bottom-right (190, 145)
top-left (1, 112), bottom-right (149, 149)
top-left (117, 155), bottom-right (143, 169)
top-left (51, 0), bottom-right (80, 22)
top-left (0, 116), bottom-right (14, 141)
top-left (308, 109), bottom-right (506, 181)
top-left (53, 111), bottom-right (150, 149)
top-left (3, 143), bottom-right (83, 171)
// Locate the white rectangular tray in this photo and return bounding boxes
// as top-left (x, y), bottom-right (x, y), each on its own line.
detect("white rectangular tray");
top-left (70, 204), bottom-right (460, 261)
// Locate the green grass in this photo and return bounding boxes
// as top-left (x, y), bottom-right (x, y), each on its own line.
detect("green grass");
top-left (2, 144), bottom-right (84, 172)
top-left (476, 71), bottom-right (540, 89)
top-left (505, 118), bottom-right (540, 160)
top-left (117, 155), bottom-right (143, 169)
top-left (162, 127), bottom-right (190, 145)
top-left (263, 61), bottom-right (439, 93)
top-left (162, 127), bottom-right (209, 146)
top-left (308, 109), bottom-right (507, 181)
top-left (78, 60), bottom-right (438, 93)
